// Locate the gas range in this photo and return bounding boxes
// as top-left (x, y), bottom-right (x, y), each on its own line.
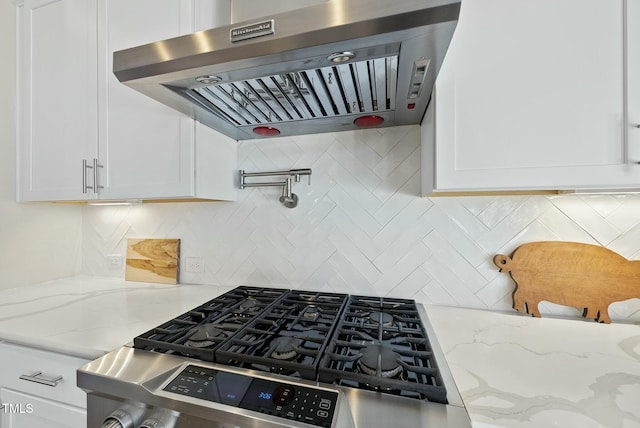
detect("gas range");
top-left (77, 286), bottom-right (471, 428)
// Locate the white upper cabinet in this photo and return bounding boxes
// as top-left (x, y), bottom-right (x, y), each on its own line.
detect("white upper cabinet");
top-left (17, 0), bottom-right (98, 201)
top-left (424, 0), bottom-right (640, 193)
top-left (628, 0), bottom-right (640, 162)
top-left (17, 0), bottom-right (237, 202)
top-left (96, 0), bottom-right (235, 201)
top-left (96, 0), bottom-right (193, 200)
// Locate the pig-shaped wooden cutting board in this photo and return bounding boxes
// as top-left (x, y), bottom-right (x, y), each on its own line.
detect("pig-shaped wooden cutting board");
top-left (494, 241), bottom-right (640, 323)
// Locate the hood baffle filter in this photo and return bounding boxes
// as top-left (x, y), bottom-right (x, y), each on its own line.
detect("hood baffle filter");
top-left (187, 56), bottom-right (398, 131)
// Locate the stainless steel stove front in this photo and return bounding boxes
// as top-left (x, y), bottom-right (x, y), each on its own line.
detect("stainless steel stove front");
top-left (78, 346), bottom-right (471, 428)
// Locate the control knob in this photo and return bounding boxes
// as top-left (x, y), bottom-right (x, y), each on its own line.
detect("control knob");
top-left (138, 408), bottom-right (180, 428)
top-left (101, 403), bottom-right (146, 428)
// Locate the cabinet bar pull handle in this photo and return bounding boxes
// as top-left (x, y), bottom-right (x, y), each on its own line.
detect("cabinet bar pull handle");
top-left (82, 159), bottom-right (93, 193)
top-left (92, 158), bottom-right (104, 194)
top-left (19, 371), bottom-right (63, 387)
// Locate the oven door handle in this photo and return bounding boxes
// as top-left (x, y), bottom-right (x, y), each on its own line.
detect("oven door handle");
top-left (19, 371), bottom-right (62, 387)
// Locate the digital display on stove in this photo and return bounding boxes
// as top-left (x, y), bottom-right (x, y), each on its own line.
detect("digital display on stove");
top-left (243, 379), bottom-right (273, 406)
top-left (163, 365), bottom-right (337, 428)
top-left (163, 366), bottom-right (252, 406)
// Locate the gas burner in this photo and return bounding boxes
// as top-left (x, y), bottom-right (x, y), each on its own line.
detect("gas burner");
top-left (270, 336), bottom-right (302, 360)
top-left (236, 298), bottom-right (260, 316)
top-left (295, 329), bottom-right (323, 340)
top-left (185, 324), bottom-right (226, 348)
top-left (357, 381), bottom-right (403, 393)
top-left (357, 344), bottom-right (402, 378)
top-left (302, 305), bottom-right (320, 322)
top-left (368, 311), bottom-right (394, 326)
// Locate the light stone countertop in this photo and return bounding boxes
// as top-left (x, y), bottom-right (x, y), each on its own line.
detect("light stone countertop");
top-left (2, 277), bottom-right (639, 427)
top-left (0, 276), bottom-right (233, 360)
top-left (424, 304), bottom-right (640, 428)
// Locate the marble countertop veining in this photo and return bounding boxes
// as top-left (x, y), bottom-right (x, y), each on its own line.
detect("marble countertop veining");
top-left (0, 276), bottom-right (233, 360)
top-left (2, 277), bottom-right (640, 427)
top-left (424, 305), bottom-right (640, 428)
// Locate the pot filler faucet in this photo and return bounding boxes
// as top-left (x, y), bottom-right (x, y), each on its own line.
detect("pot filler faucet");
top-left (239, 168), bottom-right (312, 208)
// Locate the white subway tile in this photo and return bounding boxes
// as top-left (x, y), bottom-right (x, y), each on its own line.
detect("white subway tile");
top-left (82, 129), bottom-right (640, 322)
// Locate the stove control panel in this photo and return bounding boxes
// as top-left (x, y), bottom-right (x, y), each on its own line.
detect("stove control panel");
top-left (163, 365), bottom-right (338, 428)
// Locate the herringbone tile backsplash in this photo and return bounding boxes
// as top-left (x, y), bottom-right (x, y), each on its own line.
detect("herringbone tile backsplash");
top-left (83, 125), bottom-right (640, 322)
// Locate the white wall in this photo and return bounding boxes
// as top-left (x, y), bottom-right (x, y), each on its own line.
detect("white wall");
top-left (82, 125), bottom-right (640, 323)
top-left (0, 1), bottom-right (82, 290)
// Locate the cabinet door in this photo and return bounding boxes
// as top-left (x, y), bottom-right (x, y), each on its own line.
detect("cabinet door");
top-left (96, 0), bottom-right (193, 200)
top-left (0, 343), bottom-right (89, 409)
top-left (628, 0), bottom-right (640, 161)
top-left (17, 0), bottom-right (98, 202)
top-left (431, 0), bottom-right (640, 192)
top-left (0, 389), bottom-right (86, 428)
top-left (96, 0), bottom-right (231, 200)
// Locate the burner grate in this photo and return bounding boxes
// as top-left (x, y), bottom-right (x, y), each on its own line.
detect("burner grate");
top-left (215, 290), bottom-right (348, 380)
top-left (132, 286), bottom-right (287, 361)
top-left (133, 287), bottom-right (448, 403)
top-left (318, 295), bottom-right (448, 403)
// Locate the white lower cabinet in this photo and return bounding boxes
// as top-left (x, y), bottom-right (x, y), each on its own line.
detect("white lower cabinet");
top-left (0, 389), bottom-right (85, 428)
top-left (0, 343), bottom-right (90, 428)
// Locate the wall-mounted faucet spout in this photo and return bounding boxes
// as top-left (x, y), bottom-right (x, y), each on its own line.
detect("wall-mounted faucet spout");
top-left (239, 169), bottom-right (312, 208)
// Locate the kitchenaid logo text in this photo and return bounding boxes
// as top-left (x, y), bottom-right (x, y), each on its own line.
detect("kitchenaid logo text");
top-left (1, 403), bottom-right (34, 414)
top-left (230, 20), bottom-right (274, 42)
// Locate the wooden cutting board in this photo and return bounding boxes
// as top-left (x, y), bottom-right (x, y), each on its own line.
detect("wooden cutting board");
top-left (125, 238), bottom-right (180, 284)
top-left (494, 241), bottom-right (640, 323)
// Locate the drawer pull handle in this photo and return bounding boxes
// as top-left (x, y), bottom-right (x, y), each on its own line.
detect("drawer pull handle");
top-left (19, 371), bottom-right (63, 387)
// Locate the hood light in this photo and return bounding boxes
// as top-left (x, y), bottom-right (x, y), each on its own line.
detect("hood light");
top-left (253, 126), bottom-right (281, 136)
top-left (327, 51), bottom-right (355, 63)
top-left (354, 115), bottom-right (384, 127)
top-left (195, 75), bottom-right (222, 84)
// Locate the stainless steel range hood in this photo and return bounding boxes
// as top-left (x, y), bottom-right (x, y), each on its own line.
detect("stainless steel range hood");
top-left (113, 0), bottom-right (460, 140)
